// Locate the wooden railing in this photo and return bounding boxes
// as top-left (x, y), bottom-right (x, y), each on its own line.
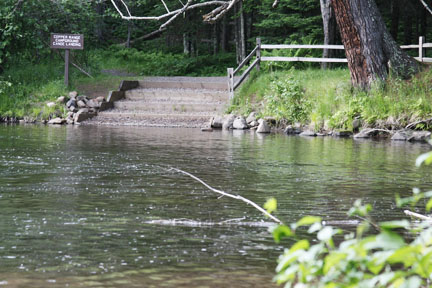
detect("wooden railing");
top-left (227, 36), bottom-right (432, 99)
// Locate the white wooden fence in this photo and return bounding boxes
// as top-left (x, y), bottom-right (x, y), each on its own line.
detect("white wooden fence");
top-left (227, 36), bottom-right (432, 99)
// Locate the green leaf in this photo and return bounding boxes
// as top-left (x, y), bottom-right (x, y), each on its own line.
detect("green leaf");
top-left (416, 151), bottom-right (432, 167)
top-left (426, 199), bottom-right (432, 212)
top-left (295, 216), bottom-right (322, 228)
top-left (264, 197), bottom-right (277, 214)
top-left (323, 252), bottom-right (347, 274)
top-left (365, 230), bottom-right (405, 250)
top-left (290, 239), bottom-right (310, 253)
top-left (367, 258), bottom-right (385, 275)
top-left (317, 226), bottom-right (335, 242)
top-left (379, 220), bottom-right (410, 230)
top-left (271, 225), bottom-right (293, 243)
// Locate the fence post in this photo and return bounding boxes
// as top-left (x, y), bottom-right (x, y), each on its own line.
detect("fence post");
top-left (419, 36), bottom-right (425, 63)
top-left (227, 68), bottom-right (234, 100)
top-left (256, 38), bottom-right (261, 72)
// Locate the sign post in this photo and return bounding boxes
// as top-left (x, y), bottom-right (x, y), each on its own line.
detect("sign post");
top-left (50, 33), bottom-right (84, 87)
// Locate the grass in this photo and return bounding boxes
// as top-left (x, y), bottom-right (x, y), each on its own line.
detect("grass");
top-left (229, 66), bottom-right (432, 131)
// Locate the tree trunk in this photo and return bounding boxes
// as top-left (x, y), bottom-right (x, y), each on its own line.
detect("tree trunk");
top-left (234, 1), bottom-right (246, 63)
top-left (404, 10), bottom-right (413, 44)
top-left (183, 33), bottom-right (191, 55)
top-left (390, 0), bottom-right (400, 41)
top-left (331, 0), bottom-right (419, 89)
top-left (221, 16), bottom-right (228, 52)
top-left (126, 22), bottom-right (132, 48)
top-left (213, 23), bottom-right (219, 55)
top-left (320, 0), bottom-right (337, 69)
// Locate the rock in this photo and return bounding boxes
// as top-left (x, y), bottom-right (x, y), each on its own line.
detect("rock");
top-left (68, 105), bottom-right (76, 112)
top-left (74, 108), bottom-right (95, 123)
top-left (391, 129), bottom-right (413, 141)
top-left (246, 112), bottom-right (257, 124)
top-left (66, 118), bottom-right (74, 125)
top-left (264, 116), bottom-right (277, 125)
top-left (56, 96), bottom-right (66, 104)
top-left (300, 130), bottom-right (317, 137)
top-left (334, 130), bottom-right (353, 137)
top-left (86, 100), bottom-right (100, 109)
top-left (249, 120), bottom-right (259, 127)
top-left (352, 118), bottom-right (361, 130)
top-left (354, 128), bottom-right (391, 139)
top-left (76, 95), bottom-right (88, 102)
top-left (233, 117), bottom-right (248, 130)
top-left (46, 102), bottom-right (56, 108)
top-left (68, 91), bottom-right (78, 99)
top-left (211, 116), bottom-right (224, 128)
top-left (256, 119), bottom-right (271, 133)
top-left (47, 117), bottom-right (65, 125)
top-left (77, 100), bottom-right (87, 108)
top-left (201, 127), bottom-right (213, 132)
top-left (408, 131), bottom-right (431, 142)
top-left (66, 99), bottom-right (76, 108)
top-left (222, 115), bottom-right (236, 130)
top-left (285, 125), bottom-right (302, 135)
top-left (354, 128), bottom-right (374, 138)
top-left (66, 112), bottom-right (74, 118)
top-left (96, 96), bottom-right (105, 103)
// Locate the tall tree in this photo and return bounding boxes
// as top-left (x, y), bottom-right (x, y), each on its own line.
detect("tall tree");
top-left (331, 0), bottom-right (419, 89)
top-left (319, 0), bottom-right (337, 69)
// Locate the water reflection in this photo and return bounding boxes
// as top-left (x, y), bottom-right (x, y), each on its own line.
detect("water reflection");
top-left (0, 125), bottom-right (431, 287)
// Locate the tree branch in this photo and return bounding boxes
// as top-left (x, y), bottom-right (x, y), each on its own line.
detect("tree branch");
top-left (170, 168), bottom-right (283, 224)
top-left (418, 0), bottom-right (432, 16)
top-left (404, 210), bottom-right (432, 221)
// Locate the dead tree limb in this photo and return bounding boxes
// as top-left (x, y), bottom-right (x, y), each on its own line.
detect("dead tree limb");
top-left (418, 0), bottom-right (432, 16)
top-left (170, 168), bottom-right (283, 224)
top-left (405, 117), bottom-right (432, 130)
top-left (404, 210), bottom-right (432, 221)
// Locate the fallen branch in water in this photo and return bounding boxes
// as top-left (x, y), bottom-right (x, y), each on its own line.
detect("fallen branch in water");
top-left (405, 117), bottom-right (432, 130)
top-left (169, 168), bottom-right (283, 224)
top-left (404, 210), bottom-right (432, 221)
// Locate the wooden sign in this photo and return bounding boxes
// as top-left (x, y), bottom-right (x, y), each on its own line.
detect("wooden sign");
top-left (50, 34), bottom-right (84, 50)
top-left (50, 33), bottom-right (84, 87)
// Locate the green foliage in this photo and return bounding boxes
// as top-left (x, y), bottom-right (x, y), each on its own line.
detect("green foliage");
top-left (95, 47), bottom-right (235, 76)
top-left (231, 68), bottom-right (432, 131)
top-left (261, 70), bottom-right (311, 122)
top-left (270, 153), bottom-right (432, 288)
top-left (251, 0), bottom-right (322, 44)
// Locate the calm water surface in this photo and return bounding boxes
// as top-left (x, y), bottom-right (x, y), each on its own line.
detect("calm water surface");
top-left (0, 124), bottom-right (431, 287)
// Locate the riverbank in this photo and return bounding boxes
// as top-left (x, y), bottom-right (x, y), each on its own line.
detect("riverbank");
top-left (228, 67), bottom-right (432, 135)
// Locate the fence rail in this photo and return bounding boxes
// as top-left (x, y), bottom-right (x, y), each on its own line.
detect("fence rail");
top-left (227, 36), bottom-right (432, 99)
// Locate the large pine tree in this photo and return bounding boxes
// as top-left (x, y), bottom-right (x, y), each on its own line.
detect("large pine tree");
top-left (331, 0), bottom-right (419, 89)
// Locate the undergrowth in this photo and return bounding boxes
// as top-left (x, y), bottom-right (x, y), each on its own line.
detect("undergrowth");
top-left (230, 66), bottom-right (432, 131)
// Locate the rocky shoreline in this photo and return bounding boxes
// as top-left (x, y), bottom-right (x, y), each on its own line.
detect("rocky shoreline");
top-left (208, 112), bottom-right (432, 143)
top-left (2, 98), bottom-right (431, 144)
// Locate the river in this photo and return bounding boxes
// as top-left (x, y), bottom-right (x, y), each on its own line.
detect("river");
top-left (0, 124), bottom-right (431, 287)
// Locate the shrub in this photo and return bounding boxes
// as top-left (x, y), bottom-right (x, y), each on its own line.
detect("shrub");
top-left (268, 152), bottom-right (432, 288)
top-left (262, 71), bottom-right (311, 123)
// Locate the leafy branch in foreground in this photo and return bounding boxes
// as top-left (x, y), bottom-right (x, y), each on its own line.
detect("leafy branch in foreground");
top-left (269, 153), bottom-right (432, 288)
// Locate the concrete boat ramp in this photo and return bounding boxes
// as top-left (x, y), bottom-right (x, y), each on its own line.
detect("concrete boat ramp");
top-left (85, 77), bottom-right (229, 128)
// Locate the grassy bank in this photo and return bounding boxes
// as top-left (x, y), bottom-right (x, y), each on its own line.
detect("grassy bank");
top-left (229, 67), bottom-right (432, 131)
top-left (0, 48), bottom-right (234, 120)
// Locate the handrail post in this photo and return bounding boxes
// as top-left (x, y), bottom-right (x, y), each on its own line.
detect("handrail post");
top-left (256, 38), bottom-right (261, 72)
top-left (227, 68), bottom-right (234, 100)
top-left (419, 36), bottom-right (425, 62)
